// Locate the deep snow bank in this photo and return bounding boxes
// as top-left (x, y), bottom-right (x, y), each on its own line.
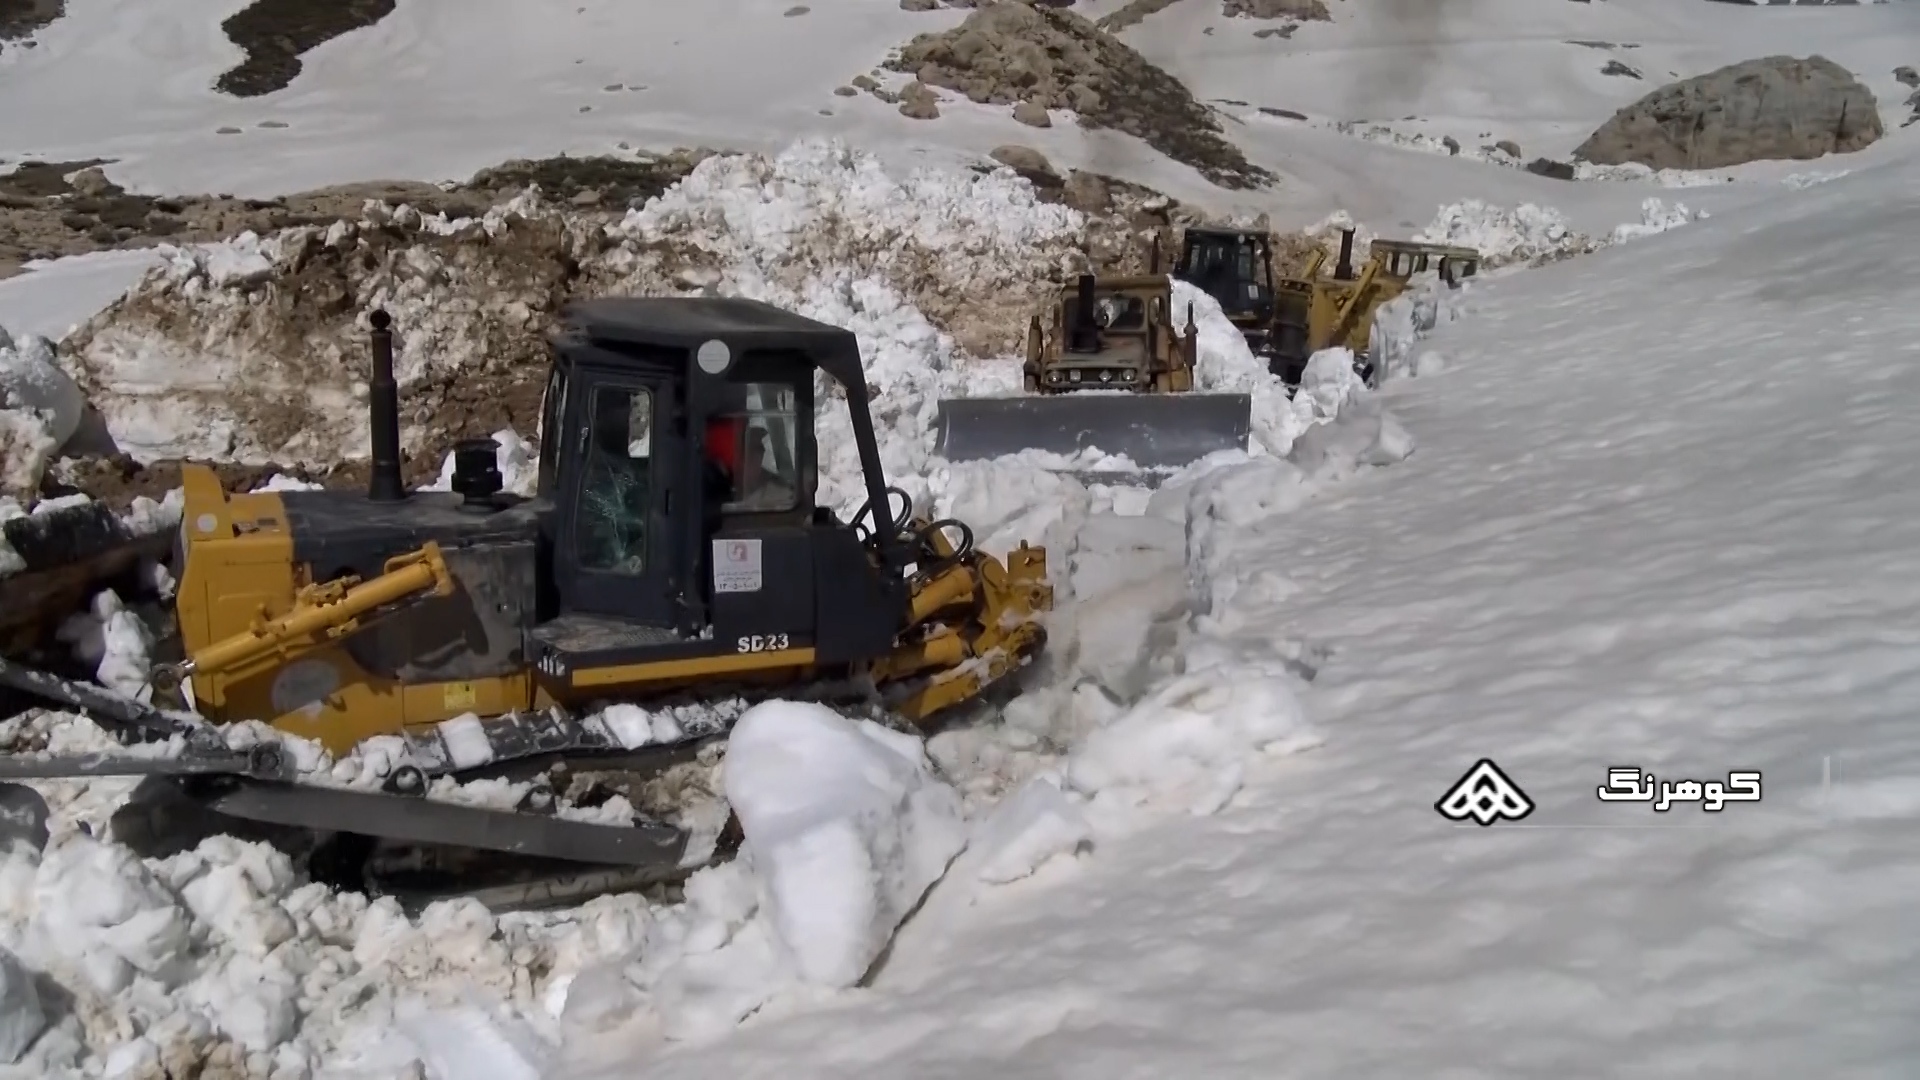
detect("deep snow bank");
top-left (60, 141), bottom-right (1088, 475)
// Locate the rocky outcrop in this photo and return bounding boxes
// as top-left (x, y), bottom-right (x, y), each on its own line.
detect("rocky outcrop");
top-left (1574, 55), bottom-right (1882, 169)
top-left (885, 2), bottom-right (1274, 189)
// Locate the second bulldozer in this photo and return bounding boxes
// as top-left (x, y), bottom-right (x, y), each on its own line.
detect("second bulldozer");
top-left (1268, 229), bottom-right (1480, 386)
top-left (933, 273), bottom-right (1252, 470)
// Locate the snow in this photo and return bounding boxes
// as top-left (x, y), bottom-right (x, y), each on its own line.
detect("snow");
top-left (55, 590), bottom-right (158, 703)
top-left (0, 327), bottom-right (86, 497)
top-left (721, 702), bottom-right (968, 990)
top-left (0, 251), bottom-right (165, 343)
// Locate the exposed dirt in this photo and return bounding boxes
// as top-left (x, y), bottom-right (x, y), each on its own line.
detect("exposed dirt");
top-left (882, 2), bottom-right (1274, 190)
top-left (214, 0), bottom-right (397, 97)
top-left (0, 152), bottom-right (710, 280)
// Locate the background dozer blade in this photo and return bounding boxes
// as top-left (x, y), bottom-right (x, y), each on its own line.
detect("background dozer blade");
top-left (933, 392), bottom-right (1253, 470)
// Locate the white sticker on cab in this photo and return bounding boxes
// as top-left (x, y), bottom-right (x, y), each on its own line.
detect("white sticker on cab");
top-left (713, 538), bottom-right (764, 593)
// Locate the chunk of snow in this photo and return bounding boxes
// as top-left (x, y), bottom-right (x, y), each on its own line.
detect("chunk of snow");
top-left (722, 702), bottom-right (967, 988)
top-left (33, 838), bottom-right (190, 995)
top-left (1066, 645), bottom-right (1324, 817)
top-left (0, 329), bottom-right (85, 496)
top-left (969, 777), bottom-right (1093, 886)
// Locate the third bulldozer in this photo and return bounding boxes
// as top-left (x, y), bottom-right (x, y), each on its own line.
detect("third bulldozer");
top-left (932, 272), bottom-right (1252, 470)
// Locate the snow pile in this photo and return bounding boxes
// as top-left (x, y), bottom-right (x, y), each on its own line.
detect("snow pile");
top-left (1171, 280), bottom-right (1330, 457)
top-left (1369, 273), bottom-right (1468, 384)
top-left (54, 588), bottom-right (157, 702)
top-left (1414, 200), bottom-right (1596, 266)
top-left (722, 702), bottom-right (967, 987)
top-left (1781, 169), bottom-right (1852, 189)
top-left (0, 326), bottom-right (85, 499)
top-left (1608, 197), bottom-right (1708, 244)
top-left (1328, 122), bottom-right (1524, 169)
top-left (0, 702), bottom-right (976, 1074)
top-left (1066, 639), bottom-right (1322, 818)
top-left (1571, 160), bottom-right (1727, 187)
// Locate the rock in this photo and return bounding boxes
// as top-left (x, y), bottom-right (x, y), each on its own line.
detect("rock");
top-left (851, 73), bottom-right (878, 90)
top-left (1221, 0), bottom-right (1329, 17)
top-left (569, 189), bottom-right (602, 206)
top-left (886, 2), bottom-right (1273, 189)
top-left (0, 948), bottom-right (44, 1064)
top-left (1441, 135), bottom-right (1460, 155)
top-left (784, 4), bottom-right (810, 13)
top-left (1895, 65), bottom-right (1918, 88)
top-left (1259, 105), bottom-right (1307, 120)
top-left (1494, 139), bottom-right (1522, 158)
top-left (1574, 55), bottom-right (1882, 169)
top-left (1012, 100), bottom-right (1052, 127)
top-left (899, 80), bottom-right (942, 119)
top-left (68, 167), bottom-right (115, 197)
top-left (901, 0), bottom-right (939, 9)
top-left (833, 85), bottom-right (857, 97)
top-left (990, 144), bottom-right (1056, 176)
top-left (1525, 157), bottom-right (1576, 180)
top-left (1601, 59), bottom-right (1642, 79)
top-left (1063, 170), bottom-right (1111, 212)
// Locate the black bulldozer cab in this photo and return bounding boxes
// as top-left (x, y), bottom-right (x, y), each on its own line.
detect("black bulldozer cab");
top-left (527, 297), bottom-right (913, 677)
top-left (1175, 229), bottom-right (1275, 322)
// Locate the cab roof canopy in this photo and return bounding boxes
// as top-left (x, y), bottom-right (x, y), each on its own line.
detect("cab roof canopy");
top-left (559, 296), bottom-right (868, 390)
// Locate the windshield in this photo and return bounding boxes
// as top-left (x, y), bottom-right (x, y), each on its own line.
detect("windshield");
top-left (1181, 236), bottom-right (1272, 315)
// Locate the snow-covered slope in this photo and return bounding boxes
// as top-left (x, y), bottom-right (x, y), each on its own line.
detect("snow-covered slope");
top-left (548, 133), bottom-right (1920, 1080)
top-left (2, 0), bottom-right (1913, 230)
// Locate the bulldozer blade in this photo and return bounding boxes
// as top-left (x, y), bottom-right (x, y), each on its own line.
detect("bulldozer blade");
top-left (933, 393), bottom-right (1253, 470)
top-left (0, 784), bottom-right (50, 853)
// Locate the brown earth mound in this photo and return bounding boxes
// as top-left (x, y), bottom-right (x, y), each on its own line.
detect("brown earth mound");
top-left (883, 2), bottom-right (1274, 189)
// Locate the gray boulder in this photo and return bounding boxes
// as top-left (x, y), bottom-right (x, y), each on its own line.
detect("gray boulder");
top-left (1574, 55), bottom-right (1882, 169)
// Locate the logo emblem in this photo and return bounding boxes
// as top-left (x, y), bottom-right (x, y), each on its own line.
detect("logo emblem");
top-left (1436, 759), bottom-right (1535, 827)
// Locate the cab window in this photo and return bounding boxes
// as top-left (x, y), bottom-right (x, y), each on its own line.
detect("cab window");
top-left (577, 385), bottom-right (652, 574)
top-left (704, 382), bottom-right (804, 513)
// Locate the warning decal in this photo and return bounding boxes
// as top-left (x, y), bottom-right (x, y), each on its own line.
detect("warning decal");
top-left (712, 538), bottom-right (764, 593)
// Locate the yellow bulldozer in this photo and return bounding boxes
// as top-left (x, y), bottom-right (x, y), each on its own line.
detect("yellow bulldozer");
top-left (1154, 225), bottom-right (1479, 387)
top-left (1269, 230), bottom-right (1480, 385)
top-left (0, 297), bottom-right (1055, 907)
top-left (933, 272), bottom-right (1252, 470)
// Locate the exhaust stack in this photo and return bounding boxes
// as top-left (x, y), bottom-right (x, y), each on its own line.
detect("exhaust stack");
top-left (367, 309), bottom-right (405, 503)
top-left (1334, 228), bottom-right (1355, 281)
top-left (1067, 272), bottom-right (1100, 353)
